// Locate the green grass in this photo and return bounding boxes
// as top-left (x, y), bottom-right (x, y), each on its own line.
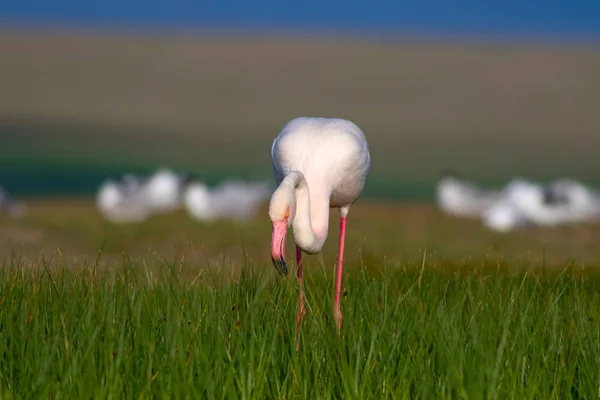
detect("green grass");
top-left (1, 200), bottom-right (600, 398)
top-left (1, 257), bottom-right (599, 398)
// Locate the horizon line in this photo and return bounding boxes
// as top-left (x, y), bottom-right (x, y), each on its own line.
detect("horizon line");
top-left (1, 20), bottom-right (600, 47)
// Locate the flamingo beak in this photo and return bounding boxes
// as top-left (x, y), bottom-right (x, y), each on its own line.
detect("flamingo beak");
top-left (271, 220), bottom-right (288, 276)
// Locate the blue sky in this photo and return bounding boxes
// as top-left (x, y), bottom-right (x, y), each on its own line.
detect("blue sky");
top-left (1, 0), bottom-right (599, 38)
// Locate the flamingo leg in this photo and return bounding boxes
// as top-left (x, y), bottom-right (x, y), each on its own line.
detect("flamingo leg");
top-left (333, 216), bottom-right (347, 334)
top-left (295, 245), bottom-right (306, 351)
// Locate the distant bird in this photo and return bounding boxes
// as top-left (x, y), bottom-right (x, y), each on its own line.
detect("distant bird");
top-left (268, 117), bottom-right (371, 346)
top-left (436, 171), bottom-right (500, 218)
top-left (96, 179), bottom-right (149, 223)
top-left (544, 179), bottom-right (600, 223)
top-left (141, 168), bottom-right (189, 214)
top-left (121, 173), bottom-right (145, 197)
top-left (184, 179), bottom-right (272, 221)
top-left (482, 201), bottom-right (524, 232)
top-left (485, 178), bottom-right (600, 228)
top-left (481, 179), bottom-right (536, 232)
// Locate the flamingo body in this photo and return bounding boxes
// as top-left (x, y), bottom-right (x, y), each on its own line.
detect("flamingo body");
top-left (482, 178), bottom-right (600, 230)
top-left (269, 116), bottom-right (371, 343)
top-left (436, 174), bottom-right (499, 218)
top-left (141, 168), bottom-right (188, 213)
top-left (96, 180), bottom-right (149, 223)
top-left (184, 179), bottom-right (272, 221)
top-left (545, 179), bottom-right (600, 223)
top-left (272, 117), bottom-right (370, 210)
top-left (481, 179), bottom-right (536, 232)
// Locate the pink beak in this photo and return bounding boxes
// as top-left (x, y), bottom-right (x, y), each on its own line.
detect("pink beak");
top-left (271, 220), bottom-right (288, 276)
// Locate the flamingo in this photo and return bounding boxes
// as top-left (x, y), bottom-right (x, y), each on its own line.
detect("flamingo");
top-left (141, 168), bottom-right (189, 214)
top-left (482, 178), bottom-right (600, 229)
top-left (268, 117), bottom-right (371, 344)
top-left (544, 178), bottom-right (600, 223)
top-left (96, 179), bottom-right (150, 223)
top-left (436, 171), bottom-right (500, 218)
top-left (481, 179), bottom-right (536, 232)
top-left (184, 179), bottom-right (272, 221)
top-left (121, 173), bottom-right (145, 197)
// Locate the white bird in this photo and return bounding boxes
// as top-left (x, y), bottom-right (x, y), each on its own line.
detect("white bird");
top-left (141, 168), bottom-right (189, 214)
top-left (489, 178), bottom-right (599, 228)
top-left (482, 201), bottom-right (524, 232)
top-left (268, 116), bottom-right (371, 346)
top-left (121, 173), bottom-right (145, 197)
top-left (183, 182), bottom-right (212, 220)
top-left (96, 179), bottom-right (149, 223)
top-left (544, 178), bottom-right (600, 223)
top-left (184, 179), bottom-right (272, 221)
top-left (436, 172), bottom-right (500, 218)
top-left (482, 179), bottom-right (536, 232)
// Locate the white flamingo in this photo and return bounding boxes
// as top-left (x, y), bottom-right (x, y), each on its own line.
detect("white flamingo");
top-left (268, 116), bottom-right (371, 347)
top-left (544, 178), bottom-right (600, 223)
top-left (482, 178), bottom-right (600, 229)
top-left (501, 180), bottom-right (590, 227)
top-left (482, 179), bottom-right (536, 232)
top-left (436, 172), bottom-right (500, 218)
top-left (184, 179), bottom-right (272, 221)
top-left (96, 179), bottom-right (149, 223)
top-left (121, 173), bottom-right (145, 197)
top-left (141, 168), bottom-right (188, 214)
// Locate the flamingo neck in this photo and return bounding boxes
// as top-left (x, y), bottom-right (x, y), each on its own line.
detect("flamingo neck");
top-left (284, 171), bottom-right (329, 254)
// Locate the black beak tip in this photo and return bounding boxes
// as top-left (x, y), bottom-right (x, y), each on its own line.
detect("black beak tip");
top-left (272, 257), bottom-right (289, 277)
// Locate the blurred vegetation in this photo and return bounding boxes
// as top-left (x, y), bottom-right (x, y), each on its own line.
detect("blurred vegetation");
top-left (2, 200), bottom-right (599, 274)
top-left (1, 30), bottom-right (600, 199)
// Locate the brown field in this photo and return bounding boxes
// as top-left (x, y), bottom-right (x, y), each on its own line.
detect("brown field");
top-left (1, 200), bottom-right (599, 275)
top-left (1, 29), bottom-right (600, 181)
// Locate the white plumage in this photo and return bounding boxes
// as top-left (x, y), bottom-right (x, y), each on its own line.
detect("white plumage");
top-left (269, 117), bottom-right (371, 253)
top-left (482, 179), bottom-right (537, 232)
top-left (268, 116), bottom-right (371, 339)
top-left (439, 174), bottom-right (600, 232)
top-left (544, 179), bottom-right (600, 223)
top-left (436, 173), bottom-right (500, 218)
top-left (96, 179), bottom-right (149, 223)
top-left (184, 179), bottom-right (272, 221)
top-left (141, 168), bottom-right (188, 214)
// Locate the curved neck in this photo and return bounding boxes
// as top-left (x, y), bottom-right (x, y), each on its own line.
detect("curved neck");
top-left (284, 171), bottom-right (329, 254)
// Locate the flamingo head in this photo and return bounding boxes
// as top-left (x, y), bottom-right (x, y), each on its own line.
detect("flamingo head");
top-left (268, 184), bottom-right (297, 276)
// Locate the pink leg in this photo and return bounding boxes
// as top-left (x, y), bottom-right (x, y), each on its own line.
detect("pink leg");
top-left (333, 216), bottom-right (347, 334)
top-left (295, 246), bottom-right (306, 351)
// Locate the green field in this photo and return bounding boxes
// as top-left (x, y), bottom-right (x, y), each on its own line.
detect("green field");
top-left (1, 239), bottom-right (599, 398)
top-left (2, 30), bottom-right (600, 398)
top-left (0, 200), bottom-right (599, 397)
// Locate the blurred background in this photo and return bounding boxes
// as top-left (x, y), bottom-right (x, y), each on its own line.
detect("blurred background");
top-left (1, 0), bottom-right (599, 198)
top-left (0, 0), bottom-right (599, 266)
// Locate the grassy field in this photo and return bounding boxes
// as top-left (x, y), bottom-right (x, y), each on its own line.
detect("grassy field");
top-left (1, 259), bottom-right (600, 398)
top-left (1, 201), bottom-right (600, 398)
top-left (0, 199), bottom-right (600, 397)
top-left (2, 30), bottom-right (600, 397)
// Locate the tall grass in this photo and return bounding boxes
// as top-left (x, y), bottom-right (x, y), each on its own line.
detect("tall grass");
top-left (0, 257), bottom-right (599, 398)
